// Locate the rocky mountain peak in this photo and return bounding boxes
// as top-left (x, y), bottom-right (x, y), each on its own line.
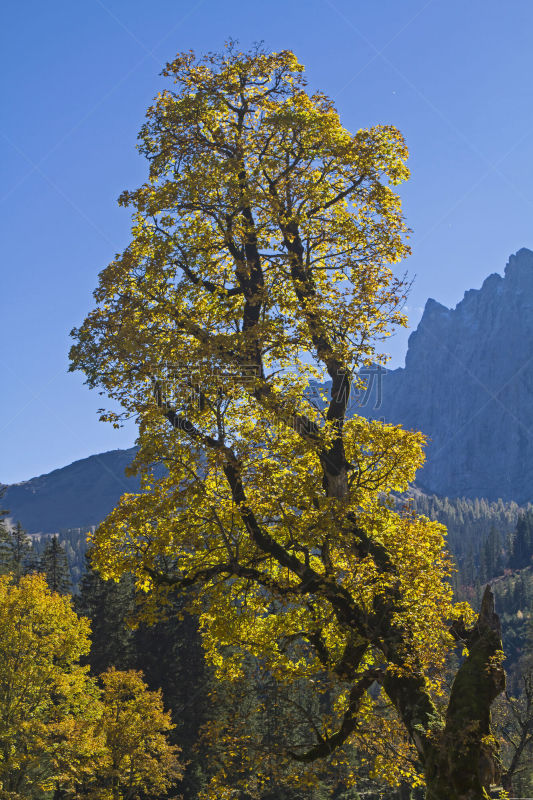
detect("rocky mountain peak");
top-left (504, 247), bottom-right (533, 290)
top-left (358, 248), bottom-right (533, 503)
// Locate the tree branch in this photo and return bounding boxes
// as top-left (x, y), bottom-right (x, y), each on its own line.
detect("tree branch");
top-left (288, 669), bottom-right (380, 761)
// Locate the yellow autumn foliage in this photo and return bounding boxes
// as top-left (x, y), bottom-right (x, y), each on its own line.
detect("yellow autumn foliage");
top-left (71, 44), bottom-right (501, 797)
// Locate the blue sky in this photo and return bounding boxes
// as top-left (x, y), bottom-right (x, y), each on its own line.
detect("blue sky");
top-left (2, 0), bottom-right (533, 483)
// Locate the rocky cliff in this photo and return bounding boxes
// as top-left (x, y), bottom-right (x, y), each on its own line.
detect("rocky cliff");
top-left (355, 248), bottom-right (533, 503)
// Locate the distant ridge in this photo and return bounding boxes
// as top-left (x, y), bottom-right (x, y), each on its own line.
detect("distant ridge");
top-left (2, 448), bottom-right (140, 534)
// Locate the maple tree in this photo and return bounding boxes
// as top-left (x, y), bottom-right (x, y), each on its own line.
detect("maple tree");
top-left (0, 573), bottom-right (99, 797)
top-left (0, 573), bottom-right (182, 799)
top-left (87, 668), bottom-right (182, 800)
top-left (70, 44), bottom-right (506, 799)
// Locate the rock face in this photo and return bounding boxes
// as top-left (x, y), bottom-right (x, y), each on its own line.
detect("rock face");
top-left (355, 248), bottom-right (533, 503)
top-left (1, 448), bottom-right (140, 533)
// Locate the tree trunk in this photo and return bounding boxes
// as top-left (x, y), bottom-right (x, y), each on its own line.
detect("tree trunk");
top-left (398, 782), bottom-right (414, 800)
top-left (423, 586), bottom-right (505, 800)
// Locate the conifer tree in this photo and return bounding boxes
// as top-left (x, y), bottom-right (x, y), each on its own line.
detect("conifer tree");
top-left (0, 521), bottom-right (34, 581)
top-left (76, 551), bottom-right (136, 674)
top-left (510, 511), bottom-right (533, 570)
top-left (41, 535), bottom-right (72, 594)
top-left (483, 526), bottom-right (503, 580)
top-left (133, 592), bottom-right (210, 800)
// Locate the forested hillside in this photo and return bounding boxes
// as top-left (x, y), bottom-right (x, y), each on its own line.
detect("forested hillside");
top-left (408, 493), bottom-right (528, 583)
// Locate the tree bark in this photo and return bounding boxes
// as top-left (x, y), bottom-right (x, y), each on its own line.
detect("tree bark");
top-left (422, 586), bottom-right (505, 799)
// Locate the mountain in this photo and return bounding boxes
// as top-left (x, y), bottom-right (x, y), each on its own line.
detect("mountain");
top-left (1, 448), bottom-right (140, 534)
top-left (353, 247), bottom-right (533, 503)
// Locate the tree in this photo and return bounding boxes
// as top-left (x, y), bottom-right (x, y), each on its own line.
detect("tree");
top-left (70, 44), bottom-right (505, 799)
top-left (132, 592), bottom-right (211, 800)
top-left (88, 668), bottom-right (182, 800)
top-left (0, 573), bottom-right (100, 797)
top-left (76, 551), bottom-right (137, 675)
top-left (41, 535), bottom-right (72, 594)
top-left (509, 511), bottom-right (533, 570)
top-left (493, 666), bottom-right (533, 793)
top-left (0, 521), bottom-right (34, 580)
top-left (77, 557), bottom-right (206, 798)
top-left (482, 526), bottom-right (503, 582)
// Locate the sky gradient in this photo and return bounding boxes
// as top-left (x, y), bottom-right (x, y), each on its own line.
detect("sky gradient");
top-left (3, 0), bottom-right (533, 483)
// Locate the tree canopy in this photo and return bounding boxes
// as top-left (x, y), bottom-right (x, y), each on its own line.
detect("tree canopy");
top-left (70, 44), bottom-right (505, 799)
top-left (90, 668), bottom-right (182, 800)
top-left (0, 573), bottom-right (182, 800)
top-left (0, 573), bottom-right (97, 796)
